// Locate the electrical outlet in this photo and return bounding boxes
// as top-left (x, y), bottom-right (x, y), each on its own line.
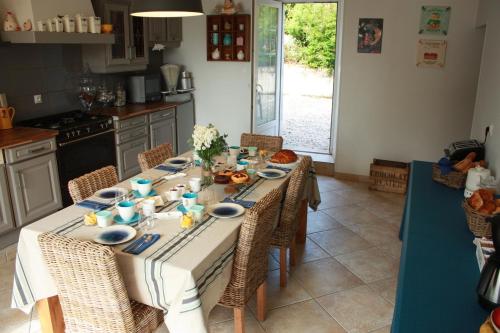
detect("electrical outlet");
top-left (33, 94), bottom-right (43, 104)
top-left (489, 124), bottom-right (494, 136)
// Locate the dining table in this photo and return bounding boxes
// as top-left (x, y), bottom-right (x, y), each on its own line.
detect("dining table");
top-left (10, 151), bottom-right (320, 333)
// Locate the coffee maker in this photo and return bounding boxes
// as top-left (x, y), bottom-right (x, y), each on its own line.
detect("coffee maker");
top-left (477, 214), bottom-right (500, 309)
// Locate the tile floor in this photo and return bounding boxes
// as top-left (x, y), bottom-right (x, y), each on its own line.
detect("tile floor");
top-left (0, 175), bottom-right (404, 333)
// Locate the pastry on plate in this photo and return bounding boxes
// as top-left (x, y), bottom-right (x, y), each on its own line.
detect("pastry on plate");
top-left (270, 149), bottom-right (298, 164)
top-left (231, 172), bottom-right (249, 184)
top-left (214, 174), bottom-right (230, 184)
top-left (219, 169), bottom-right (234, 177)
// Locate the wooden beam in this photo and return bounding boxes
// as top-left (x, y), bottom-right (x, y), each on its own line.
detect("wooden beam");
top-left (36, 296), bottom-right (64, 333)
top-left (256, 281), bottom-right (267, 321)
top-left (279, 246), bottom-right (287, 288)
top-left (234, 307), bottom-right (245, 333)
top-left (295, 199), bottom-right (308, 244)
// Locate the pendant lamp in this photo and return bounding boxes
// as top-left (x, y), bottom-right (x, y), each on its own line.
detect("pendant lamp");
top-left (130, 0), bottom-right (204, 17)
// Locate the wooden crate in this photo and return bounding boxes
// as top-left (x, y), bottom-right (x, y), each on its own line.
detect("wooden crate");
top-left (369, 159), bottom-right (409, 194)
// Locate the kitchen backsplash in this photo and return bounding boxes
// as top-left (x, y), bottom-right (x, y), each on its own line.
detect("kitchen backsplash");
top-left (0, 44), bottom-right (164, 123)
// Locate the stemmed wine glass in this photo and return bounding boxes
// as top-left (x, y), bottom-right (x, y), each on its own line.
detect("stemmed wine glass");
top-left (79, 77), bottom-right (96, 112)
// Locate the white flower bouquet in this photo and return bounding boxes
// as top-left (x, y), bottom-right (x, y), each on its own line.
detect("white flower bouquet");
top-left (191, 124), bottom-right (227, 169)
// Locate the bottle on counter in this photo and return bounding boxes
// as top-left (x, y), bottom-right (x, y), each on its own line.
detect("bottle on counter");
top-left (114, 82), bottom-right (126, 107)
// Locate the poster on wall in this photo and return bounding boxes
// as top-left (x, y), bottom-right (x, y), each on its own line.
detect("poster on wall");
top-left (416, 39), bottom-right (447, 68)
top-left (357, 18), bottom-right (383, 54)
top-left (419, 6), bottom-right (451, 35)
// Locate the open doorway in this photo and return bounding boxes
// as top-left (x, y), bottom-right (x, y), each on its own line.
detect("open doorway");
top-left (280, 2), bottom-right (338, 155)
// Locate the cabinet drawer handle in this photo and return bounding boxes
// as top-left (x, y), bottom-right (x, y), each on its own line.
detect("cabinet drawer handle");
top-left (28, 147), bottom-right (47, 154)
top-left (133, 141), bottom-right (144, 148)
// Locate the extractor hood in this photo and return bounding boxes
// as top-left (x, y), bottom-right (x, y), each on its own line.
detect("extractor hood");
top-left (0, 0), bottom-right (114, 44)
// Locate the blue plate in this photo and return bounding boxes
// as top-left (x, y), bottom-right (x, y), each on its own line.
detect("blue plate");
top-left (95, 187), bottom-right (128, 200)
top-left (114, 212), bottom-right (141, 225)
top-left (94, 225), bottom-right (137, 245)
top-left (165, 157), bottom-right (189, 166)
top-left (208, 203), bottom-right (245, 219)
top-left (257, 168), bottom-right (286, 179)
top-left (132, 189), bottom-right (157, 198)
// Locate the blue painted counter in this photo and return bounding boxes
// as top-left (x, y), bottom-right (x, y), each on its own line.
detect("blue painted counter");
top-left (392, 161), bottom-right (488, 332)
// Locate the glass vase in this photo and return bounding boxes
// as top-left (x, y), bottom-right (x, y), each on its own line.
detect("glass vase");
top-left (201, 160), bottom-right (213, 186)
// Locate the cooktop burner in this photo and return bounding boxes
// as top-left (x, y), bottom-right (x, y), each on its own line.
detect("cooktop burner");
top-left (19, 110), bottom-right (114, 144)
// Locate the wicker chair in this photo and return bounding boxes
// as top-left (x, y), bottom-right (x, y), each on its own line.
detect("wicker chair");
top-left (138, 143), bottom-right (174, 172)
top-left (271, 156), bottom-right (312, 287)
top-left (38, 233), bottom-right (164, 333)
top-left (218, 188), bottom-right (283, 333)
top-left (68, 165), bottom-right (119, 203)
top-left (240, 133), bottom-right (283, 152)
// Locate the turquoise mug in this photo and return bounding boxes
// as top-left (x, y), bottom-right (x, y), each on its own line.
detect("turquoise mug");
top-left (212, 32), bottom-right (219, 45)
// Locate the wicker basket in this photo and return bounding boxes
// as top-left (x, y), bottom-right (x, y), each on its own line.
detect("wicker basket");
top-left (369, 159), bottom-right (409, 194)
top-left (432, 164), bottom-right (467, 190)
top-left (463, 200), bottom-right (493, 238)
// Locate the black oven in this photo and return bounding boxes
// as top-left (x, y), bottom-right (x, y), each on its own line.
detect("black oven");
top-left (57, 129), bottom-right (116, 206)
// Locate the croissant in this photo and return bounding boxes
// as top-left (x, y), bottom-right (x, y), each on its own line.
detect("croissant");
top-left (270, 149), bottom-right (298, 164)
top-left (469, 192), bottom-right (484, 210)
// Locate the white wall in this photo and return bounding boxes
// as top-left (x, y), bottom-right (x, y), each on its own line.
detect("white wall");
top-left (163, 0), bottom-right (253, 145)
top-left (334, 0), bottom-right (484, 176)
top-left (470, 0), bottom-right (500, 183)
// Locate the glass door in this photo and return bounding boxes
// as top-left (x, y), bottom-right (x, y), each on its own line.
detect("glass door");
top-left (253, 0), bottom-right (283, 135)
top-left (130, 16), bottom-right (149, 65)
top-left (105, 3), bottom-right (130, 65)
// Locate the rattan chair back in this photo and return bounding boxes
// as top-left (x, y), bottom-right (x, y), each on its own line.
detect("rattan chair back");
top-left (138, 143), bottom-right (173, 172)
top-left (68, 165), bottom-right (118, 203)
top-left (240, 133), bottom-right (283, 152)
top-left (219, 188), bottom-right (282, 308)
top-left (38, 233), bottom-right (136, 333)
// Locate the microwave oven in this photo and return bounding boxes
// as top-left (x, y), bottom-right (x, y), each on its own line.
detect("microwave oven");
top-left (128, 74), bottom-right (162, 103)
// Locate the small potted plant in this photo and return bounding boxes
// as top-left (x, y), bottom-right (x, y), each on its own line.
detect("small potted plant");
top-left (191, 124), bottom-right (227, 185)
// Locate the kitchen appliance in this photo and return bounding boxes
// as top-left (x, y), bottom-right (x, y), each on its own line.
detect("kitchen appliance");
top-left (18, 110), bottom-right (116, 206)
top-left (128, 74), bottom-right (162, 103)
top-left (180, 71), bottom-right (193, 90)
top-left (465, 166), bottom-right (492, 198)
top-left (477, 214), bottom-right (500, 310)
top-left (161, 64), bottom-right (180, 93)
top-left (0, 107), bottom-right (15, 130)
top-left (445, 140), bottom-right (485, 162)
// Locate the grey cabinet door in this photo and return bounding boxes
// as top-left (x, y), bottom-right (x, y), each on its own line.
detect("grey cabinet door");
top-left (116, 136), bottom-right (150, 180)
top-left (0, 165), bottom-right (15, 235)
top-left (130, 15), bottom-right (149, 65)
top-left (150, 117), bottom-right (177, 154)
top-left (166, 18), bottom-right (182, 42)
top-left (7, 153), bottom-right (62, 227)
top-left (176, 101), bottom-right (195, 155)
top-left (148, 18), bottom-right (167, 44)
top-left (104, 3), bottom-right (131, 65)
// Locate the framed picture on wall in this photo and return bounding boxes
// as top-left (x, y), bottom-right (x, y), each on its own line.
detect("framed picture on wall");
top-left (357, 18), bottom-right (383, 54)
top-left (419, 6), bottom-right (451, 35)
top-left (416, 39), bottom-right (447, 68)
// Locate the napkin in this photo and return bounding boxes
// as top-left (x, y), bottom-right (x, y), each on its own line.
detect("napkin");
top-left (123, 234), bottom-right (160, 255)
top-left (76, 200), bottom-right (112, 211)
top-left (155, 164), bottom-right (182, 172)
top-left (163, 172), bottom-right (187, 181)
top-left (266, 165), bottom-right (292, 173)
top-left (221, 197), bottom-right (256, 208)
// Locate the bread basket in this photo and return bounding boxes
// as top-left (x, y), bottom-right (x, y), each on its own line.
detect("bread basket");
top-left (432, 164), bottom-right (467, 189)
top-left (463, 200), bottom-right (494, 238)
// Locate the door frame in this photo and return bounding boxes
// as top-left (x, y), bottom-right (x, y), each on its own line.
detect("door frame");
top-left (251, 0), bottom-right (284, 135)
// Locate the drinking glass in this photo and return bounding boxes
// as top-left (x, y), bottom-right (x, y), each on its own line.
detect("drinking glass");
top-left (140, 215), bottom-right (156, 231)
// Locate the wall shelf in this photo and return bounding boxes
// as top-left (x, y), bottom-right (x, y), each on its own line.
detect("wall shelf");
top-left (206, 14), bottom-right (251, 62)
top-left (0, 31), bottom-right (115, 44)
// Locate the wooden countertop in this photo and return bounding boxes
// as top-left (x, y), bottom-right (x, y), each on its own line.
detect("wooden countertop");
top-left (0, 127), bottom-right (58, 149)
top-left (91, 102), bottom-right (179, 120)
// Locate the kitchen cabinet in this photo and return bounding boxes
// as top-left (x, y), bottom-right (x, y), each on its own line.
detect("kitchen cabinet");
top-left (0, 165), bottom-right (15, 235)
top-left (82, 0), bottom-right (149, 73)
top-left (176, 99), bottom-right (195, 155)
top-left (6, 152), bottom-right (62, 227)
top-left (148, 18), bottom-right (182, 47)
top-left (149, 108), bottom-right (177, 153)
top-left (116, 135), bottom-right (150, 180)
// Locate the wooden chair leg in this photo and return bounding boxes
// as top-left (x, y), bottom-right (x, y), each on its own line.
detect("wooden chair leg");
top-left (296, 199), bottom-right (308, 244)
top-left (36, 296), bottom-right (65, 333)
top-left (256, 281), bottom-right (267, 321)
top-left (290, 238), bottom-right (297, 266)
top-left (280, 246), bottom-right (287, 287)
top-left (234, 307), bottom-right (245, 333)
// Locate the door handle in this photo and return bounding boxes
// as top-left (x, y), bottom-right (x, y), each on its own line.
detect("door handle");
top-left (28, 147), bottom-right (47, 154)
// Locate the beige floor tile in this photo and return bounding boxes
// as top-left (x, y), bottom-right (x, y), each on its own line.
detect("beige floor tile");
top-left (317, 285), bottom-right (393, 333)
top-left (384, 214), bottom-right (403, 228)
top-left (377, 242), bottom-right (402, 260)
top-left (323, 206), bottom-right (380, 230)
top-left (271, 238), bottom-right (330, 266)
top-left (335, 248), bottom-right (399, 283)
top-left (346, 221), bottom-right (400, 247)
top-left (369, 325), bottom-right (391, 333)
top-left (209, 305), bottom-right (234, 324)
top-left (261, 299), bottom-right (346, 333)
top-left (209, 310), bottom-right (265, 333)
top-left (268, 254), bottom-right (280, 271)
top-left (308, 227), bottom-right (372, 257)
top-left (291, 258), bottom-right (363, 298)
top-left (0, 307), bottom-right (40, 333)
top-left (368, 277), bottom-right (398, 305)
top-left (317, 191), bottom-right (353, 210)
top-left (363, 200), bottom-right (404, 219)
top-left (336, 188), bottom-right (382, 204)
top-left (248, 269), bottom-right (311, 312)
top-left (307, 211), bottom-right (343, 234)
top-left (0, 259), bottom-right (15, 292)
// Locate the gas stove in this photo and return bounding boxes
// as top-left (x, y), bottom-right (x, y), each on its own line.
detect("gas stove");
top-left (19, 110), bottom-right (114, 145)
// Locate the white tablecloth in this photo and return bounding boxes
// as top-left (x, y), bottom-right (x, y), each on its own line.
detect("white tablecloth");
top-left (10, 157), bottom-right (308, 333)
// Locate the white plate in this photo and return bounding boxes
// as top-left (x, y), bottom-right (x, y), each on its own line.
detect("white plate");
top-left (266, 159), bottom-right (299, 169)
top-left (257, 168), bottom-right (287, 180)
top-left (208, 203), bottom-right (246, 219)
top-left (164, 157), bottom-right (190, 167)
top-left (94, 225), bottom-right (137, 245)
top-left (94, 187), bottom-right (129, 201)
